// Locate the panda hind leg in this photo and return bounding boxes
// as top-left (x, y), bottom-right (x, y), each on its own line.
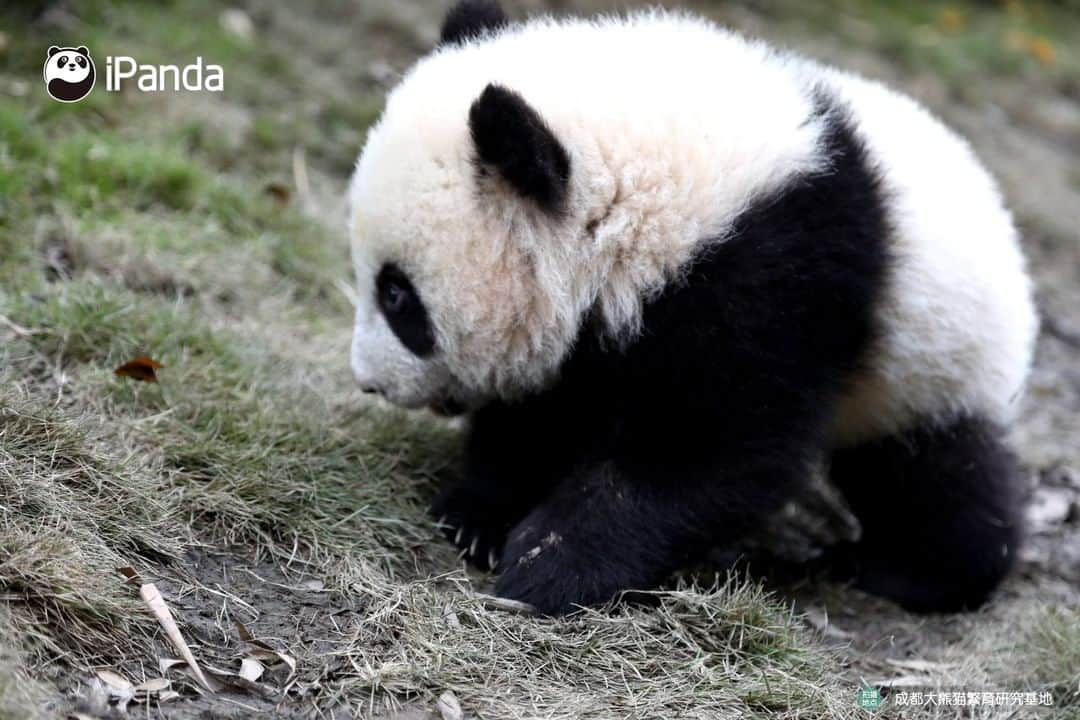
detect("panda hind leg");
top-left (827, 414), bottom-right (1025, 613)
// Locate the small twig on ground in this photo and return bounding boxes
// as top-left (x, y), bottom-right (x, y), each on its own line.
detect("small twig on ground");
top-left (141, 583), bottom-right (217, 693)
top-left (292, 146), bottom-right (315, 216)
top-left (0, 313), bottom-right (35, 336)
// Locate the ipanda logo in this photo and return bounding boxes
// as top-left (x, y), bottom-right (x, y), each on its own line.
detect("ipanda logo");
top-left (105, 56), bottom-right (224, 93)
top-left (44, 45), bottom-right (223, 102)
top-left (44, 46), bottom-right (95, 102)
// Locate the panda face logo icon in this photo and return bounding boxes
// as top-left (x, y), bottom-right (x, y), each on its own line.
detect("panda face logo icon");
top-left (44, 45), bottom-right (95, 102)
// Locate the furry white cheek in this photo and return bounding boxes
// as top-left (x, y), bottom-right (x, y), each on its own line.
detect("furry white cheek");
top-left (350, 309), bottom-right (404, 392)
top-left (349, 316), bottom-right (383, 390)
top-left (350, 308), bottom-right (446, 408)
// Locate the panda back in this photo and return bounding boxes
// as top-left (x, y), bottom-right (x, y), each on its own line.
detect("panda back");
top-left (822, 69), bottom-right (1038, 446)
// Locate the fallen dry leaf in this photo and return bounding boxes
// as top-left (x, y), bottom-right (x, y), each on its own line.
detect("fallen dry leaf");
top-left (239, 657), bottom-right (265, 683)
top-left (200, 662), bottom-right (275, 698)
top-left (1026, 36), bottom-right (1055, 65)
top-left (264, 181), bottom-right (291, 206)
top-left (114, 356), bottom-right (164, 383)
top-left (134, 677), bottom-right (171, 694)
top-left (141, 583), bottom-right (216, 693)
top-left (235, 621), bottom-right (297, 677)
top-left (436, 690), bottom-right (464, 720)
top-left (94, 671), bottom-right (134, 713)
top-left (159, 657), bottom-right (187, 674)
top-left (116, 566), bottom-right (141, 585)
top-left (95, 669), bottom-right (133, 693)
top-left (85, 678), bottom-right (109, 714)
top-left (235, 621), bottom-right (256, 643)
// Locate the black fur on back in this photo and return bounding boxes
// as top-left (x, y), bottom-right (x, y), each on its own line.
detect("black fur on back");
top-left (440, 0), bottom-right (508, 47)
top-left (469, 83), bottom-right (571, 213)
top-left (437, 91), bottom-right (905, 614)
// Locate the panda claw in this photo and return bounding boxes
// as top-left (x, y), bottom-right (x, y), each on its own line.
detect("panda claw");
top-left (437, 514), bottom-right (448, 528)
top-left (488, 549), bottom-right (498, 570)
top-left (469, 536), bottom-right (479, 557)
top-left (455, 527), bottom-right (464, 545)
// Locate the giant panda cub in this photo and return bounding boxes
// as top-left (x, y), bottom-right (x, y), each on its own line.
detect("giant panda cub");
top-left (348, 0), bottom-right (1038, 615)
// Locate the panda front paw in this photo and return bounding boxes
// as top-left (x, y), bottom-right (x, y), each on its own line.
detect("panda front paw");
top-left (430, 486), bottom-right (513, 571)
top-left (494, 526), bottom-right (605, 615)
top-left (493, 500), bottom-right (664, 615)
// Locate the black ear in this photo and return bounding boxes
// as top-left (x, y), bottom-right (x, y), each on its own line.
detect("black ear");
top-left (440, 0), bottom-right (507, 47)
top-left (75, 46), bottom-right (89, 56)
top-left (469, 84), bottom-right (570, 213)
top-left (48, 46), bottom-right (60, 57)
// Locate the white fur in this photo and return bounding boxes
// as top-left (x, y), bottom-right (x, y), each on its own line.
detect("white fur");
top-left (44, 49), bottom-right (91, 85)
top-left (351, 11), bottom-right (824, 406)
top-left (820, 68), bottom-right (1038, 445)
top-left (348, 10), bottom-right (1036, 440)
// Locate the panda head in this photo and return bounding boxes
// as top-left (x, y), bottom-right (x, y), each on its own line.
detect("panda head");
top-left (44, 46), bottom-right (92, 84)
top-left (348, 2), bottom-right (611, 413)
top-left (44, 46), bottom-right (95, 102)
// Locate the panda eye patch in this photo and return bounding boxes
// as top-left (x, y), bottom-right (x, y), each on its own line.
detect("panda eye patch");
top-left (58, 55), bottom-right (68, 65)
top-left (375, 263), bottom-right (436, 357)
top-left (77, 57), bottom-right (86, 68)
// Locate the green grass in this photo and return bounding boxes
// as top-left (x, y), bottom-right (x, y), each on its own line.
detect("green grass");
top-left (733, 0), bottom-right (1080, 95)
top-left (1019, 606), bottom-right (1080, 707)
top-left (0, 101), bottom-right (350, 318)
top-left (3, 275), bottom-right (459, 568)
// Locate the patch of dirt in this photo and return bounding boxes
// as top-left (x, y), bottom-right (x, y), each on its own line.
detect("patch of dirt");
top-left (50, 548), bottom-right (361, 719)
